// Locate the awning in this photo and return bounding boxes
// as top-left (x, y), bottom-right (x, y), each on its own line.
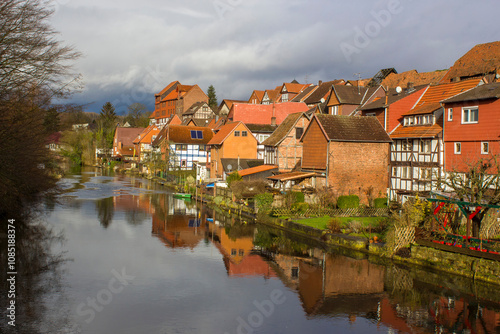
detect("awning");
top-left (267, 171), bottom-right (317, 182)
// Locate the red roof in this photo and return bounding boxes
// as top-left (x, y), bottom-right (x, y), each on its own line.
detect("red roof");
top-left (207, 122), bottom-right (242, 145)
top-left (237, 164), bottom-right (277, 177)
top-left (229, 102), bottom-right (310, 125)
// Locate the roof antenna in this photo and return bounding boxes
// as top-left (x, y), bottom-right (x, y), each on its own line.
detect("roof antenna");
top-left (354, 73), bottom-right (361, 94)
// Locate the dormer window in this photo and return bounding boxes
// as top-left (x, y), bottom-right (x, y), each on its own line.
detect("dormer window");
top-left (404, 115), bottom-right (434, 126)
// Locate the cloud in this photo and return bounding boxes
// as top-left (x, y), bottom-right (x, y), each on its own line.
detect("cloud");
top-left (49, 0), bottom-right (500, 113)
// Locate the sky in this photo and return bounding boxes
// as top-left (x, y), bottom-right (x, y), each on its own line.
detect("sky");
top-left (49, 0), bottom-right (500, 114)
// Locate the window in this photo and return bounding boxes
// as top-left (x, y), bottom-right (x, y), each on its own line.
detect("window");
top-left (291, 267), bottom-right (299, 278)
top-left (454, 142), bottom-right (461, 154)
top-left (281, 93), bottom-right (289, 102)
top-left (296, 127), bottom-right (304, 139)
top-left (402, 140), bottom-right (413, 151)
top-left (331, 105), bottom-right (339, 115)
top-left (481, 142), bottom-right (489, 154)
top-left (199, 145), bottom-right (206, 152)
top-left (234, 131), bottom-right (240, 137)
top-left (392, 167), bottom-right (398, 177)
top-left (190, 130), bottom-right (203, 139)
top-left (404, 116), bottom-right (414, 126)
top-left (242, 131), bottom-right (248, 137)
top-left (448, 108), bottom-right (453, 121)
top-left (402, 167), bottom-right (409, 179)
top-left (366, 112), bottom-right (376, 117)
top-left (238, 249), bottom-right (244, 256)
top-left (462, 107), bottom-right (478, 124)
top-left (420, 140), bottom-right (431, 153)
top-left (231, 249), bottom-right (237, 256)
top-left (181, 160), bottom-right (187, 167)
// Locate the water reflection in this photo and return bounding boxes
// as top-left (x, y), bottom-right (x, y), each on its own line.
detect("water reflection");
top-left (143, 190), bottom-right (500, 334)
top-left (19, 169), bottom-right (500, 333)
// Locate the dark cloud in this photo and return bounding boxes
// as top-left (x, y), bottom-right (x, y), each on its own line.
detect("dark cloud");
top-left (50, 0), bottom-right (500, 114)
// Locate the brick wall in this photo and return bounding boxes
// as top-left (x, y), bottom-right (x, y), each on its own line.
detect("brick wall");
top-left (180, 86), bottom-right (208, 115)
top-left (328, 141), bottom-right (389, 204)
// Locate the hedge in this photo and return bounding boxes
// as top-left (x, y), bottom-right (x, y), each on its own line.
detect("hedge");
top-left (373, 197), bottom-right (388, 208)
top-left (337, 195), bottom-right (360, 209)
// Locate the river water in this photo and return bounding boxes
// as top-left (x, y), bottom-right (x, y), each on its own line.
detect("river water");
top-left (2, 168), bottom-right (500, 334)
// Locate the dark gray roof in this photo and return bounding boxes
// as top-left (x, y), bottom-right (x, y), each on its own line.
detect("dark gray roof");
top-left (262, 112), bottom-right (305, 147)
top-left (245, 123), bottom-right (277, 133)
top-left (291, 85), bottom-right (318, 102)
top-left (441, 82), bottom-right (500, 103)
top-left (333, 85), bottom-right (379, 105)
top-left (315, 114), bottom-right (392, 142)
top-left (304, 80), bottom-right (339, 104)
top-left (220, 158), bottom-right (264, 173)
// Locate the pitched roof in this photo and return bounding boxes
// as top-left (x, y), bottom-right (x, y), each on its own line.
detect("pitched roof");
top-left (366, 68), bottom-right (397, 87)
top-left (403, 102), bottom-right (442, 116)
top-left (207, 122), bottom-right (243, 145)
top-left (414, 79), bottom-right (482, 107)
top-left (168, 114), bottom-right (182, 125)
top-left (304, 81), bottom-right (339, 104)
top-left (440, 41), bottom-right (500, 83)
top-left (220, 158), bottom-right (264, 173)
top-left (182, 101), bottom-right (211, 116)
top-left (441, 82), bottom-right (500, 103)
top-left (248, 91), bottom-right (265, 103)
top-left (390, 116), bottom-right (443, 139)
top-left (313, 114), bottom-right (392, 143)
top-left (332, 85), bottom-right (376, 105)
top-left (381, 70), bottom-right (447, 88)
top-left (262, 112), bottom-right (306, 147)
top-left (245, 123), bottom-right (277, 133)
top-left (360, 87), bottom-right (425, 111)
top-left (115, 127), bottom-right (145, 146)
top-left (181, 118), bottom-right (212, 127)
top-left (133, 125), bottom-right (160, 144)
top-left (263, 89), bottom-right (280, 103)
top-left (229, 102), bottom-right (310, 125)
top-left (156, 81), bottom-right (180, 100)
top-left (167, 125), bottom-right (214, 144)
top-left (291, 85), bottom-right (318, 102)
top-left (237, 165), bottom-right (278, 177)
top-left (282, 82), bottom-right (310, 94)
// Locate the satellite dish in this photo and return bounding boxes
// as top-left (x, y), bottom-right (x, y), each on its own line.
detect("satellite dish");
top-left (227, 164), bottom-right (232, 172)
top-left (396, 86), bottom-right (402, 94)
top-left (320, 98), bottom-right (325, 103)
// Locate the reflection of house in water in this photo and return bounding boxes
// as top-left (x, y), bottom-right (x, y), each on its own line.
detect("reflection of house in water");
top-left (151, 196), bottom-right (205, 249)
top-left (208, 220), bottom-right (277, 279)
top-left (271, 250), bottom-right (385, 315)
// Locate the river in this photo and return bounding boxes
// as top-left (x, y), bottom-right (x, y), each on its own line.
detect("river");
top-left (2, 168), bottom-right (500, 334)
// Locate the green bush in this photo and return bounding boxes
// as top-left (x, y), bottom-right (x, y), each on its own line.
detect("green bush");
top-left (292, 192), bottom-right (305, 203)
top-left (255, 193), bottom-right (273, 213)
top-left (291, 202), bottom-right (309, 213)
top-left (373, 197), bottom-right (388, 208)
top-left (337, 195), bottom-right (359, 209)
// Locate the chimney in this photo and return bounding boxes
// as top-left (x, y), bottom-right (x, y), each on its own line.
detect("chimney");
top-left (407, 81), bottom-right (414, 92)
top-left (271, 103), bottom-right (276, 126)
top-left (318, 80), bottom-right (323, 86)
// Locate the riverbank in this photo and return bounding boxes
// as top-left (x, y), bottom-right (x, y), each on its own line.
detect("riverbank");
top-left (134, 172), bottom-right (500, 286)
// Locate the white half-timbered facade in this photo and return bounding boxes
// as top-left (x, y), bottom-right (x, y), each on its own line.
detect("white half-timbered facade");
top-left (389, 104), bottom-right (444, 201)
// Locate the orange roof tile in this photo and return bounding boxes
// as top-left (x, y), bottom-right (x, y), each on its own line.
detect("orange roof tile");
top-left (237, 164), bottom-right (277, 177)
top-left (390, 122), bottom-right (443, 139)
top-left (381, 70), bottom-right (446, 88)
top-left (414, 79), bottom-right (481, 107)
top-left (403, 102), bottom-right (442, 116)
top-left (440, 41), bottom-right (500, 83)
top-left (283, 82), bottom-right (310, 94)
top-left (207, 122), bottom-right (242, 145)
top-left (229, 102), bottom-right (310, 125)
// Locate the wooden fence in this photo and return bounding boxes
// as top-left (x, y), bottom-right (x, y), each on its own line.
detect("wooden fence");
top-left (271, 207), bottom-right (389, 218)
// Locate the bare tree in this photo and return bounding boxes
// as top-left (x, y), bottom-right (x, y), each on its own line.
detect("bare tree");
top-left (437, 155), bottom-right (500, 237)
top-left (0, 0), bottom-right (80, 220)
